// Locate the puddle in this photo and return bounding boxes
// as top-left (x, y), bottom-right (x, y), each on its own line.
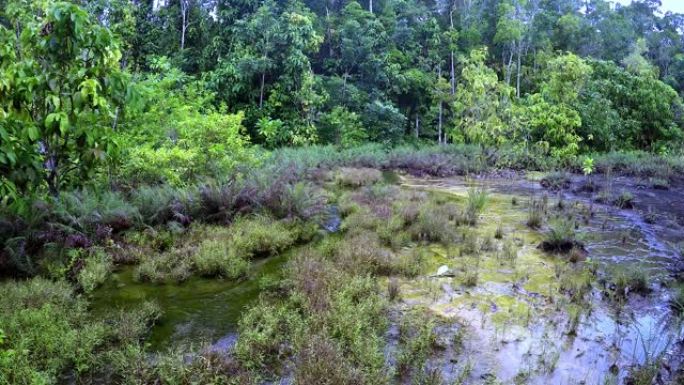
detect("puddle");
top-left (90, 253), bottom-right (287, 351)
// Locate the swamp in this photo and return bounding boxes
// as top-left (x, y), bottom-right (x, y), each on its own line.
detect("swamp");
top-left (4, 1), bottom-right (684, 384)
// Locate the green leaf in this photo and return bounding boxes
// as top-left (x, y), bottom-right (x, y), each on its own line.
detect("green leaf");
top-left (27, 125), bottom-right (39, 141)
top-left (59, 114), bottom-right (69, 135)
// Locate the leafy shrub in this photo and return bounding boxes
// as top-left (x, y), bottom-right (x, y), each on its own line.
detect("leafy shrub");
top-left (396, 311), bottom-right (438, 377)
top-left (317, 106), bottom-right (368, 148)
top-left (235, 300), bottom-right (306, 371)
top-left (363, 100), bottom-right (407, 144)
top-left (228, 216), bottom-right (297, 258)
top-left (118, 112), bottom-right (254, 186)
top-left (0, 278), bottom-right (107, 384)
top-left (193, 217), bottom-right (297, 278)
top-left (192, 239), bottom-right (250, 278)
top-left (135, 247), bottom-right (193, 283)
top-left (77, 249), bottom-right (112, 293)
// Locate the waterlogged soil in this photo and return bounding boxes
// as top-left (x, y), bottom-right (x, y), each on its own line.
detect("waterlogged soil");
top-left (91, 253), bottom-right (287, 351)
top-left (392, 173), bottom-right (684, 385)
top-left (90, 170), bottom-right (684, 384)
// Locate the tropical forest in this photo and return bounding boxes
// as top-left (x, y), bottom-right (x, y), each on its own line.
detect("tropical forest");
top-left (3, 0), bottom-right (684, 384)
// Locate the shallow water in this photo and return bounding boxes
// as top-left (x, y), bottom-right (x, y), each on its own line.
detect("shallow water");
top-left (90, 172), bottom-right (684, 383)
top-left (396, 174), bottom-right (684, 384)
top-left (90, 253), bottom-right (287, 351)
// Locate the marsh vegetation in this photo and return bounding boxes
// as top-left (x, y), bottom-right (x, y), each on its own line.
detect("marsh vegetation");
top-left (3, 156), bottom-right (684, 384)
top-left (3, 0), bottom-right (684, 384)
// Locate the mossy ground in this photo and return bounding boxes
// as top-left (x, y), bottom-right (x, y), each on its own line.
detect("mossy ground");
top-left (3, 167), bottom-right (683, 385)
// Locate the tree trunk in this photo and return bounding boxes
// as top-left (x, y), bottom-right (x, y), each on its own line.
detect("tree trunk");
top-left (437, 67), bottom-right (443, 144)
top-left (369, 0), bottom-right (373, 13)
top-left (259, 72), bottom-right (265, 108)
top-left (516, 41), bottom-right (523, 98)
top-left (180, 0), bottom-right (188, 50)
top-left (415, 114), bottom-right (420, 138)
top-left (449, 10), bottom-right (456, 95)
top-left (505, 46), bottom-right (514, 86)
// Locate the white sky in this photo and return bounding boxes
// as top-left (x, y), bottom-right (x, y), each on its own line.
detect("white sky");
top-left (614, 0), bottom-right (684, 14)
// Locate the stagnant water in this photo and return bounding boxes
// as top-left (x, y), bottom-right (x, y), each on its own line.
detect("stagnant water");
top-left (90, 173), bottom-right (684, 383)
top-left (91, 253), bottom-right (287, 351)
top-left (397, 175), bottom-right (684, 384)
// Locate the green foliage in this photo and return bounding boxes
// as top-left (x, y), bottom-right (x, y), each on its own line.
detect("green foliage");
top-left (0, 1), bottom-right (125, 196)
top-left (0, 278), bottom-right (156, 384)
top-left (77, 249), bottom-right (113, 293)
top-left (257, 116), bottom-right (288, 149)
top-left (411, 202), bottom-right (457, 244)
top-left (120, 111), bottom-right (253, 186)
top-left (466, 187), bottom-right (488, 224)
top-left (363, 100), bottom-right (407, 144)
top-left (53, 190), bottom-right (140, 235)
top-left (396, 310), bottom-right (438, 378)
top-left (318, 106), bottom-right (368, 148)
top-left (451, 48), bottom-right (511, 145)
top-left (583, 60), bottom-right (683, 151)
top-left (582, 157), bottom-right (594, 176)
top-left (192, 238), bottom-right (250, 279)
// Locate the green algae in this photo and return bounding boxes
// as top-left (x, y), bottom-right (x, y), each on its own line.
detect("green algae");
top-left (90, 253), bottom-right (288, 351)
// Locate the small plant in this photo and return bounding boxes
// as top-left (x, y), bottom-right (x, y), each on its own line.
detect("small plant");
top-left (413, 367), bottom-right (444, 385)
top-left (649, 177), bottom-right (669, 190)
top-left (626, 362), bottom-right (660, 385)
top-left (582, 157), bottom-right (594, 176)
top-left (293, 334), bottom-right (362, 385)
top-left (608, 267), bottom-right (651, 299)
top-left (466, 187), bottom-right (488, 222)
top-left (136, 248), bottom-right (193, 283)
top-left (502, 239), bottom-right (518, 264)
top-left (613, 190), bottom-right (635, 209)
top-left (462, 269), bottom-right (479, 287)
top-left (480, 235), bottom-right (495, 252)
top-left (595, 190), bottom-right (612, 204)
top-left (396, 311), bottom-right (438, 378)
top-left (670, 286), bottom-right (684, 316)
top-left (388, 278), bottom-right (400, 302)
top-left (526, 198), bottom-right (545, 229)
top-left (494, 224), bottom-right (504, 239)
top-left (643, 206), bottom-right (657, 224)
top-left (540, 172), bottom-right (570, 190)
top-left (411, 204), bottom-right (456, 244)
top-left (539, 219), bottom-right (582, 254)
